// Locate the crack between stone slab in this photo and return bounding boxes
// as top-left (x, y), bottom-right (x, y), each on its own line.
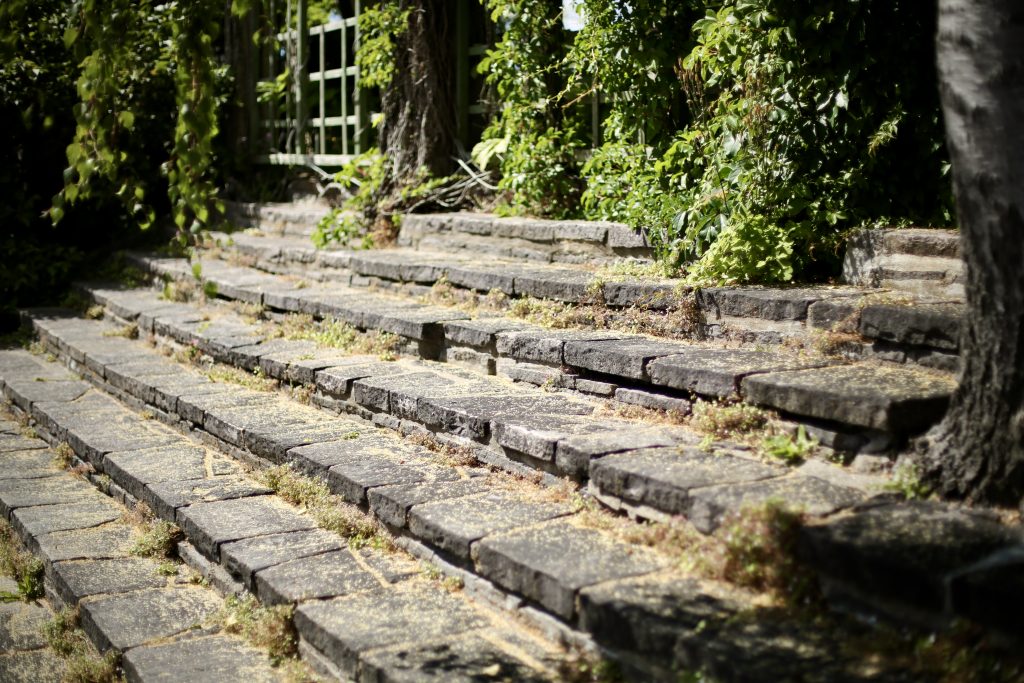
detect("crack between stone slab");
top-left (477, 628), bottom-right (558, 679)
top-left (346, 546), bottom-right (393, 590)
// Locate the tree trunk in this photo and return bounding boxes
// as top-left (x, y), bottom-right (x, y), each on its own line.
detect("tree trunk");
top-left (378, 0), bottom-right (455, 187)
top-left (922, 0), bottom-right (1024, 506)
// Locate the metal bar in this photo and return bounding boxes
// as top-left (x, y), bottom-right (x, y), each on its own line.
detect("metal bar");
top-left (260, 153), bottom-right (355, 166)
top-left (312, 116), bottom-right (356, 126)
top-left (354, 0), bottom-right (370, 154)
top-left (294, 0), bottom-right (309, 154)
top-left (341, 14), bottom-right (348, 156)
top-left (318, 23), bottom-right (326, 155)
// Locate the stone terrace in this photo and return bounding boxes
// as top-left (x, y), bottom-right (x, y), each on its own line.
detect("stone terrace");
top-left (2, 204), bottom-right (1020, 681)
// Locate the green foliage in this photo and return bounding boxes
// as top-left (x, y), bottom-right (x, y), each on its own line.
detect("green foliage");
top-left (472, 0), bottom-right (952, 282)
top-left (761, 425), bottom-right (818, 464)
top-left (478, 0), bottom-right (586, 218)
top-left (313, 149), bottom-right (388, 248)
top-left (356, 1), bottom-right (410, 89)
top-left (885, 461), bottom-right (932, 500)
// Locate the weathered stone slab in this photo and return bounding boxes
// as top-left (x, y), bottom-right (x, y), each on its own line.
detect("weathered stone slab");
top-left (0, 597), bottom-right (52, 650)
top-left (367, 478), bottom-right (490, 528)
top-left (122, 634), bottom-right (280, 683)
top-left (0, 649), bottom-right (66, 683)
top-left (0, 434), bottom-right (47, 453)
top-left (495, 329), bottom-right (623, 366)
top-left (613, 388), bottom-right (693, 415)
top-left (146, 476), bottom-right (273, 523)
top-left (50, 558), bottom-right (168, 605)
top-left (589, 448), bottom-right (783, 519)
top-left (602, 279), bottom-right (677, 309)
top-left (3, 378), bottom-right (90, 411)
top-left (176, 387), bottom-right (266, 426)
top-left (80, 586), bottom-right (222, 652)
top-left (408, 492), bottom-right (569, 560)
top-left (491, 413), bottom-right (611, 463)
top-left (244, 421), bottom-right (359, 464)
top-left (859, 302), bottom-right (962, 351)
top-left (105, 444), bottom-right (239, 502)
top-left (326, 453), bottom-right (456, 507)
top-left (294, 585), bottom-right (488, 679)
top-left (798, 501), bottom-right (1020, 614)
top-left (220, 529), bottom-right (345, 589)
top-left (578, 575), bottom-right (741, 658)
top-left (316, 360), bottom-right (409, 397)
top-left (147, 375), bottom-right (232, 415)
top-left (444, 263), bottom-right (517, 293)
top-left (0, 449), bottom-right (60, 480)
top-left (12, 499), bottom-right (121, 537)
top-left (475, 522), bottom-right (665, 619)
top-left (361, 633), bottom-right (552, 683)
top-left (555, 428), bottom-right (695, 479)
top-left (33, 524), bottom-right (136, 562)
top-left (176, 495), bottom-right (317, 561)
top-left (0, 476), bottom-right (106, 518)
top-left (563, 337), bottom-right (687, 380)
top-left (741, 363), bottom-right (955, 433)
top-left (254, 549), bottom-right (384, 604)
top-left (647, 349), bottom-right (828, 398)
top-left (442, 318), bottom-right (537, 350)
top-left (421, 393), bottom-right (595, 446)
top-left (66, 419), bottom-right (181, 468)
top-left (699, 287), bottom-right (860, 321)
top-left (687, 475), bottom-right (864, 533)
top-left (512, 267), bottom-right (594, 302)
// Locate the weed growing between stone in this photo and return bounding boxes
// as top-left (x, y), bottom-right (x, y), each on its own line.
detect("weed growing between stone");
top-left (556, 650), bottom-right (624, 683)
top-left (101, 323), bottom-right (139, 340)
top-left (215, 595), bottom-right (300, 665)
top-left (0, 519), bottom-right (44, 600)
top-left (272, 314), bottom-right (400, 360)
top-left (124, 503), bottom-right (182, 559)
top-left (594, 401), bottom-right (690, 427)
top-left (43, 608), bottom-right (121, 683)
top-left (761, 425), bottom-right (818, 464)
top-left (691, 401), bottom-right (770, 439)
top-left (203, 363), bottom-right (278, 392)
top-left (404, 431), bottom-right (478, 468)
top-left (54, 441), bottom-right (76, 469)
top-left (260, 466), bottom-right (395, 552)
top-left (883, 460), bottom-right (932, 500)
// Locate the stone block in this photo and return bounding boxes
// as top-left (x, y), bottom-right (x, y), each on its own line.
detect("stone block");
top-left (80, 586), bottom-right (222, 652)
top-left (612, 388), bottom-right (692, 415)
top-left (563, 337), bottom-right (686, 380)
top-left (367, 478), bottom-right (489, 528)
top-left (145, 475), bottom-right (272, 522)
top-left (0, 476), bottom-right (106, 518)
top-left (294, 585), bottom-right (488, 679)
top-left (859, 302), bottom-right (962, 351)
top-left (176, 495), bottom-right (317, 561)
top-left (49, 558), bottom-right (167, 606)
top-left (554, 428), bottom-right (688, 479)
top-left (122, 635), bottom-right (280, 683)
top-left (254, 549), bottom-right (384, 604)
top-left (687, 474), bottom-right (864, 533)
top-left (12, 500), bottom-right (121, 537)
top-left (220, 529), bottom-right (345, 589)
top-left (647, 349), bottom-right (827, 398)
top-left (33, 524), bottom-right (136, 562)
top-left (475, 522), bottom-right (665, 620)
top-left (589, 448), bottom-right (783, 519)
top-left (361, 633), bottom-right (550, 682)
top-left (741, 363), bottom-right (956, 433)
top-left (0, 449), bottom-right (61, 480)
top-left (407, 492), bottom-right (569, 560)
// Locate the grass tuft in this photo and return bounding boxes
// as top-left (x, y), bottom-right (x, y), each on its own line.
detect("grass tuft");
top-left (216, 595), bottom-right (297, 663)
top-left (0, 519), bottom-right (45, 600)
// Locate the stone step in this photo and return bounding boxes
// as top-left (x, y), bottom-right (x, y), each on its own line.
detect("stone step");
top-left (0, 406), bottom-right (284, 682)
top-left (210, 231), bottom-right (969, 364)
top-left (0, 352), bottom-right (579, 681)
top-left (843, 228), bottom-right (963, 299)
top-left (3, 332), bottom-right (934, 681)
top-left (226, 201), bottom-right (654, 264)
top-left (102, 261), bottom-right (958, 447)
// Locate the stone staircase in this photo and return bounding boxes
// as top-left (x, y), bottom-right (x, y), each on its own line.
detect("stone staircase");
top-left (3, 204), bottom-right (1021, 681)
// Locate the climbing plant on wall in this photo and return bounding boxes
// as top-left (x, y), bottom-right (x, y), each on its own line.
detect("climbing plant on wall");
top-left (474, 0), bottom-right (953, 283)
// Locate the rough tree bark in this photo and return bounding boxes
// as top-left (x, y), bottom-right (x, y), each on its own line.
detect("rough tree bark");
top-left (378, 0), bottom-right (455, 188)
top-left (921, 0), bottom-right (1024, 506)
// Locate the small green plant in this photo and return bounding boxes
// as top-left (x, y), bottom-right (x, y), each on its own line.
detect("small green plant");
top-left (884, 461), bottom-right (932, 500)
top-left (0, 520), bottom-right (45, 600)
top-left (63, 651), bottom-right (121, 683)
top-left (156, 561), bottom-right (178, 576)
top-left (760, 425), bottom-right (818, 464)
top-left (85, 305), bottom-right (105, 320)
top-left (44, 607), bottom-right (89, 656)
